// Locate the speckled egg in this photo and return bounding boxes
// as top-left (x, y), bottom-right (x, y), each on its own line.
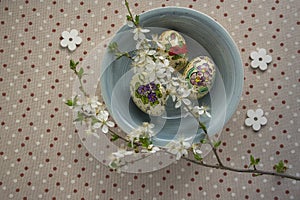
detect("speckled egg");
top-left (130, 73), bottom-right (167, 116)
top-left (158, 30), bottom-right (188, 71)
top-left (183, 56), bottom-right (216, 99)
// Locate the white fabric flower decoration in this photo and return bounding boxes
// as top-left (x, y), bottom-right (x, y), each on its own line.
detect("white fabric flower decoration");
top-left (245, 109), bottom-right (267, 131)
top-left (250, 48), bottom-right (272, 71)
top-left (60, 29), bottom-right (82, 51)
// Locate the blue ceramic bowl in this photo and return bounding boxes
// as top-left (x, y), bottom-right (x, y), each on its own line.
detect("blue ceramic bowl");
top-left (100, 7), bottom-right (243, 146)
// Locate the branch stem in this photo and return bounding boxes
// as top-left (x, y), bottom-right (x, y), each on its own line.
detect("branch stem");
top-left (183, 157), bottom-right (300, 181)
top-left (125, 0), bottom-right (138, 27)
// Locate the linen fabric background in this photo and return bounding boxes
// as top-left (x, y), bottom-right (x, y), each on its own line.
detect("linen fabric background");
top-left (0, 0), bottom-right (299, 199)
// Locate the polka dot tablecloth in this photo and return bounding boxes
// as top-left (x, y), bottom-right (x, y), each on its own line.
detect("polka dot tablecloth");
top-left (0, 0), bottom-right (299, 199)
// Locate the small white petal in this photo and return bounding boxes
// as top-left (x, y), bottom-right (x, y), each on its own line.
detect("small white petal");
top-left (133, 33), bottom-right (139, 41)
top-left (102, 125), bottom-right (108, 133)
top-left (260, 116), bottom-right (268, 125)
top-left (250, 51), bottom-right (258, 59)
top-left (68, 43), bottom-right (76, 51)
top-left (93, 123), bottom-right (101, 129)
top-left (176, 153), bottom-right (182, 160)
top-left (70, 29), bottom-right (78, 36)
top-left (127, 21), bottom-right (134, 27)
top-left (259, 62), bottom-right (268, 71)
top-left (141, 28), bottom-right (150, 33)
top-left (264, 55), bottom-right (272, 63)
top-left (74, 36), bottom-right (82, 45)
top-left (255, 109), bottom-right (264, 117)
top-left (139, 33), bottom-right (145, 40)
top-left (182, 98), bottom-right (191, 105)
top-left (60, 39), bottom-right (68, 47)
top-left (175, 101), bottom-right (181, 108)
top-left (205, 111), bottom-right (212, 118)
top-left (252, 122), bottom-right (261, 131)
top-left (61, 31), bottom-right (70, 39)
top-left (245, 118), bottom-right (254, 126)
top-left (106, 121), bottom-right (115, 127)
top-left (258, 48), bottom-right (266, 55)
top-left (251, 60), bottom-right (259, 68)
top-left (246, 109), bottom-right (255, 118)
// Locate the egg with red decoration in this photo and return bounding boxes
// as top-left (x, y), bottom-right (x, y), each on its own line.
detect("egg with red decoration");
top-left (183, 56), bottom-right (216, 99)
top-left (158, 30), bottom-right (188, 71)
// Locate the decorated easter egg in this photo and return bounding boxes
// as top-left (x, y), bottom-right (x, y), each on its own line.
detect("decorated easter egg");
top-left (183, 56), bottom-right (216, 99)
top-left (130, 73), bottom-right (167, 116)
top-left (158, 30), bottom-right (188, 71)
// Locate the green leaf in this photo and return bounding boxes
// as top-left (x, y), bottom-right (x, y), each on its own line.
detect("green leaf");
top-left (135, 15), bottom-right (139, 25)
top-left (91, 117), bottom-right (99, 126)
top-left (127, 142), bottom-right (134, 148)
top-left (139, 137), bottom-right (152, 148)
top-left (127, 141), bottom-right (137, 149)
top-left (200, 139), bottom-right (207, 144)
top-left (65, 99), bottom-right (74, 106)
top-left (70, 60), bottom-right (79, 70)
top-left (74, 112), bottom-right (84, 122)
top-left (199, 122), bottom-right (207, 132)
top-left (255, 158), bottom-right (260, 164)
top-left (194, 153), bottom-right (202, 161)
top-left (213, 141), bottom-right (222, 148)
top-left (111, 134), bottom-right (119, 141)
top-left (249, 155), bottom-right (260, 168)
top-left (77, 67), bottom-right (84, 79)
top-left (250, 155), bottom-right (255, 164)
top-left (274, 160), bottom-right (287, 173)
top-left (109, 161), bottom-right (118, 169)
top-left (126, 15), bottom-right (132, 21)
top-left (108, 42), bottom-right (118, 52)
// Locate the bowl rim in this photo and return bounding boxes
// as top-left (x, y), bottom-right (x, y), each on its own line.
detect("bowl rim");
top-left (101, 7), bottom-right (244, 145)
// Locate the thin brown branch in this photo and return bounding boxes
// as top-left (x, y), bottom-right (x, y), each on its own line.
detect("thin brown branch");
top-left (183, 157), bottom-right (300, 181)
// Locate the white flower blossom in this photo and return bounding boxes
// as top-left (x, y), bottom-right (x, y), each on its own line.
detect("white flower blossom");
top-left (132, 27), bottom-right (150, 41)
top-left (108, 148), bottom-right (134, 172)
top-left (166, 138), bottom-right (191, 160)
top-left (168, 76), bottom-right (191, 109)
top-left (60, 29), bottom-right (82, 51)
top-left (127, 122), bottom-right (155, 145)
top-left (81, 104), bottom-right (96, 116)
top-left (88, 96), bottom-right (103, 109)
top-left (192, 143), bottom-right (202, 155)
top-left (151, 34), bottom-right (164, 50)
top-left (112, 149), bottom-right (134, 158)
top-left (148, 145), bottom-right (160, 153)
top-left (127, 20), bottom-right (134, 28)
top-left (93, 110), bottom-right (115, 133)
top-left (141, 144), bottom-right (160, 153)
top-left (192, 106), bottom-right (211, 118)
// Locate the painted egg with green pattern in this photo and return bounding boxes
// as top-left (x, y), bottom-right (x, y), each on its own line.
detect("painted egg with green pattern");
top-left (183, 56), bottom-right (216, 99)
top-left (130, 73), bottom-right (167, 116)
top-left (158, 30), bottom-right (188, 71)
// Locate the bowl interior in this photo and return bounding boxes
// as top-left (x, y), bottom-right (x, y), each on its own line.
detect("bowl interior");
top-left (100, 7), bottom-right (243, 146)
